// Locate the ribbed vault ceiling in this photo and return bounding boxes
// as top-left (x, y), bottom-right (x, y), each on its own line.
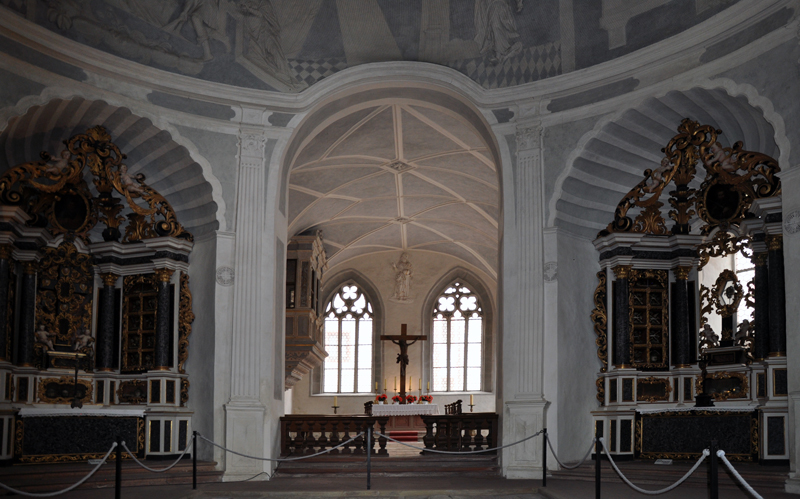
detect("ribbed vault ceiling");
top-left (288, 103), bottom-right (499, 277)
top-left (0, 98), bottom-right (218, 238)
top-left (554, 87), bottom-right (779, 240)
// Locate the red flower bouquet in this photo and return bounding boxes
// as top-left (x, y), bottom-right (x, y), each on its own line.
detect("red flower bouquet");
top-left (405, 394), bottom-right (417, 404)
top-left (420, 395), bottom-right (433, 403)
top-left (375, 394), bottom-right (388, 402)
top-left (391, 395), bottom-right (403, 403)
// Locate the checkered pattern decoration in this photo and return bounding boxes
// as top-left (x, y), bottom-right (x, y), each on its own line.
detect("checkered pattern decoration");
top-left (447, 41), bottom-right (561, 89)
top-left (288, 58), bottom-right (348, 86)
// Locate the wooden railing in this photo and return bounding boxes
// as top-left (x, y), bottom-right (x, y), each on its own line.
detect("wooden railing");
top-left (280, 415), bottom-right (389, 456)
top-left (420, 413), bottom-right (499, 453)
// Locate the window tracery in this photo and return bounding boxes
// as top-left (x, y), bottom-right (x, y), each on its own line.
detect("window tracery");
top-left (432, 282), bottom-right (482, 392)
top-left (323, 284), bottom-right (373, 393)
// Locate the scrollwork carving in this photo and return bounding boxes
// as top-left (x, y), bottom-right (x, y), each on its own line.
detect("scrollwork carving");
top-left (178, 272), bottom-right (194, 374)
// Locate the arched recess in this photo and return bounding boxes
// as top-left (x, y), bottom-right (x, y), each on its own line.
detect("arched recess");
top-left (0, 97), bottom-right (221, 237)
top-left (317, 269), bottom-right (385, 394)
top-left (281, 84), bottom-right (504, 279)
top-left (420, 266), bottom-right (496, 394)
top-left (549, 81), bottom-right (790, 240)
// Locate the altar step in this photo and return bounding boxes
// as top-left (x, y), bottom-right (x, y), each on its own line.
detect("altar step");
top-left (550, 459), bottom-right (788, 493)
top-left (0, 459), bottom-right (222, 494)
top-left (388, 430), bottom-right (420, 442)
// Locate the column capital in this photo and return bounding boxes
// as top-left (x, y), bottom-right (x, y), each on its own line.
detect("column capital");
top-left (753, 252), bottom-right (768, 266)
top-left (100, 273), bottom-right (119, 287)
top-left (153, 268), bottom-right (175, 283)
top-left (612, 265), bottom-right (632, 279)
top-left (0, 244), bottom-right (12, 260)
top-left (515, 123), bottom-right (542, 152)
top-left (238, 130), bottom-right (267, 159)
top-left (21, 261), bottom-right (37, 274)
top-left (767, 234), bottom-right (783, 251)
top-left (673, 266), bottom-right (691, 280)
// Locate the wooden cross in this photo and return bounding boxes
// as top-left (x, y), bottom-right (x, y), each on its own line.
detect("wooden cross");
top-left (380, 324), bottom-right (427, 402)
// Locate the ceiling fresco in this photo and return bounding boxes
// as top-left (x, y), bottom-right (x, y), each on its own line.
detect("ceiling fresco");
top-left (1, 0), bottom-right (738, 92)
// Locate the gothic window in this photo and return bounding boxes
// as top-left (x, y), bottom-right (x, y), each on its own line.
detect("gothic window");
top-left (432, 282), bottom-right (482, 392)
top-left (323, 284), bottom-right (373, 393)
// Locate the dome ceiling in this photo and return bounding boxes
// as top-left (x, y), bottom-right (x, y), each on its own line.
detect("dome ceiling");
top-left (3, 0), bottom-right (739, 91)
top-left (288, 103), bottom-right (499, 277)
top-left (0, 98), bottom-right (219, 237)
top-left (553, 87), bottom-right (780, 240)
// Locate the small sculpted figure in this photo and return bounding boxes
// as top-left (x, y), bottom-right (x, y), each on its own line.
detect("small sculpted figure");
top-left (699, 324), bottom-right (719, 350)
top-left (119, 164), bottom-right (145, 194)
top-left (34, 324), bottom-right (56, 351)
top-left (644, 157), bottom-right (671, 193)
top-left (704, 142), bottom-right (736, 172)
top-left (735, 320), bottom-right (752, 345)
top-left (45, 149), bottom-right (70, 175)
top-left (73, 327), bottom-right (95, 352)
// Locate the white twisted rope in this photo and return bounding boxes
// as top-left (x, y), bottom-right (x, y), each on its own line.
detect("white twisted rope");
top-left (121, 440), bottom-right (192, 473)
top-left (600, 438), bottom-right (709, 495)
top-left (545, 433), bottom-right (596, 469)
top-left (199, 432), bottom-right (365, 462)
top-left (717, 450), bottom-right (763, 499)
top-left (375, 429), bottom-right (544, 454)
top-left (0, 442), bottom-right (117, 497)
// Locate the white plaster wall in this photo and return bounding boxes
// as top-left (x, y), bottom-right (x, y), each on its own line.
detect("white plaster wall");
top-left (185, 232), bottom-right (217, 460)
top-left (291, 250), bottom-right (497, 414)
top-left (555, 231), bottom-right (601, 460)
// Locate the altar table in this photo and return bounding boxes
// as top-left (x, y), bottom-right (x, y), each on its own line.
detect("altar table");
top-left (372, 403), bottom-right (439, 417)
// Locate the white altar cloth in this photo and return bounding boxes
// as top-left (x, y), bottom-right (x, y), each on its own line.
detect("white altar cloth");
top-left (372, 403), bottom-right (439, 417)
top-left (18, 408), bottom-right (146, 418)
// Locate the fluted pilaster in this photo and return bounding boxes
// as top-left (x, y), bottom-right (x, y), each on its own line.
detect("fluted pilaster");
top-left (230, 130), bottom-right (268, 401)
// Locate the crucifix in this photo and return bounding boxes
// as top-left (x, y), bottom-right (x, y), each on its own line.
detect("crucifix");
top-left (380, 324), bottom-right (427, 403)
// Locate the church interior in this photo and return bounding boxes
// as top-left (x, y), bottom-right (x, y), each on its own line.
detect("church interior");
top-left (0, 0), bottom-right (799, 496)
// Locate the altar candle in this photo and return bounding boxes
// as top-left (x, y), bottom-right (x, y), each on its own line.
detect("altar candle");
top-left (410, 377), bottom-right (413, 390)
top-left (334, 396), bottom-right (338, 406)
top-left (375, 381), bottom-right (378, 391)
top-left (427, 381), bottom-right (430, 391)
top-left (384, 378), bottom-right (387, 391)
top-left (394, 377), bottom-right (397, 390)
top-left (470, 394), bottom-right (474, 405)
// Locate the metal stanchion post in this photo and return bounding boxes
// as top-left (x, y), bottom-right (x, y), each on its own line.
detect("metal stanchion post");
top-left (709, 440), bottom-right (718, 499)
top-left (366, 425), bottom-right (372, 490)
top-left (595, 427), bottom-right (601, 499)
top-left (115, 436), bottom-right (122, 499)
top-left (193, 431), bottom-right (197, 490)
top-left (542, 428), bottom-right (547, 487)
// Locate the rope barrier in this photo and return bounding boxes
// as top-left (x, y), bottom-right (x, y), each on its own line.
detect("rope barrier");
top-left (198, 432), bottom-right (365, 462)
top-left (717, 450), bottom-right (764, 499)
top-left (600, 438), bottom-right (709, 495)
top-left (374, 429), bottom-right (544, 454)
top-left (121, 440), bottom-right (193, 473)
top-left (545, 434), bottom-right (596, 470)
top-left (0, 442), bottom-right (117, 497)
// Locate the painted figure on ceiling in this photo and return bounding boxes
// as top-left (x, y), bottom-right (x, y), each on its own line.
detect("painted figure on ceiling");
top-left (474, 0), bottom-right (524, 65)
top-left (238, 0), bottom-right (296, 88)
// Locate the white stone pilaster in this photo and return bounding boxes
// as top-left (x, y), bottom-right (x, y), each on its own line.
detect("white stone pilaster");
top-left (223, 128), bottom-right (268, 480)
top-left (503, 123), bottom-right (549, 478)
top-left (782, 165), bottom-right (800, 493)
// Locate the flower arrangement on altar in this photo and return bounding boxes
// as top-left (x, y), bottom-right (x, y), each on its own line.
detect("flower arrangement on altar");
top-left (391, 395), bottom-right (403, 404)
top-left (420, 395), bottom-right (433, 404)
top-left (375, 394), bottom-right (388, 404)
top-left (405, 394), bottom-right (417, 404)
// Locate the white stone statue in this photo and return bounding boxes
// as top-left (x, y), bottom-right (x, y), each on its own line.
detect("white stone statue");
top-left (73, 327), bottom-right (95, 352)
top-left (735, 320), bottom-right (752, 345)
top-left (644, 157), bottom-right (670, 193)
top-left (45, 149), bottom-right (70, 175)
top-left (391, 252), bottom-right (413, 302)
top-left (119, 164), bottom-right (145, 194)
top-left (34, 324), bottom-right (56, 352)
top-left (699, 324), bottom-right (719, 350)
top-left (704, 142), bottom-right (736, 172)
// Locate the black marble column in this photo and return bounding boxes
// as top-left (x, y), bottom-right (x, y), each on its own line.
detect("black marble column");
top-left (613, 265), bottom-right (632, 368)
top-left (0, 246), bottom-right (12, 362)
top-left (96, 273), bottom-right (118, 371)
top-left (672, 267), bottom-right (691, 367)
top-left (767, 235), bottom-right (786, 357)
top-left (752, 253), bottom-right (770, 361)
top-left (17, 262), bottom-right (37, 367)
top-left (153, 268), bottom-right (174, 370)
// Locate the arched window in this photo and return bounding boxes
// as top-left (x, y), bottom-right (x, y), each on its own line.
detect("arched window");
top-left (432, 282), bottom-right (482, 392)
top-left (323, 284), bottom-right (373, 393)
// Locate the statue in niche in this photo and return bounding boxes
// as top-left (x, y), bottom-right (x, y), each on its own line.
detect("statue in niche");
top-left (699, 324), bottom-right (719, 351)
top-left (391, 253), bottom-right (413, 303)
top-left (72, 327), bottom-right (95, 352)
top-left (34, 325), bottom-right (57, 352)
top-left (119, 164), bottom-right (145, 194)
top-left (474, 0), bottom-right (524, 65)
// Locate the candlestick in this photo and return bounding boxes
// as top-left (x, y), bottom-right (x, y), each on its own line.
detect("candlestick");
top-left (427, 381), bottom-right (430, 392)
top-left (384, 378), bottom-right (387, 391)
